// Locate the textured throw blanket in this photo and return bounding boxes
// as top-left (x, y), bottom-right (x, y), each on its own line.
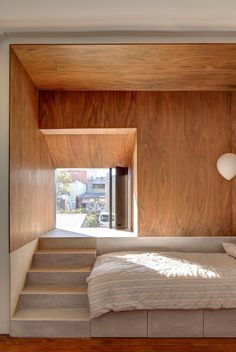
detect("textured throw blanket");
top-left (87, 251), bottom-right (236, 318)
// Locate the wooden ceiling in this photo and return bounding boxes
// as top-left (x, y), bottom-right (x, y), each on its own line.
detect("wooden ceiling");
top-left (42, 130), bottom-right (136, 168)
top-left (11, 44), bottom-right (236, 91)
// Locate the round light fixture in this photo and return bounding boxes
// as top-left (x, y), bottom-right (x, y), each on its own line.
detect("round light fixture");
top-left (217, 153), bottom-right (236, 180)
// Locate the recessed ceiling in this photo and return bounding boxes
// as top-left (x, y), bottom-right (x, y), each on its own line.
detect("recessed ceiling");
top-left (43, 132), bottom-right (136, 168)
top-left (11, 44), bottom-right (236, 91)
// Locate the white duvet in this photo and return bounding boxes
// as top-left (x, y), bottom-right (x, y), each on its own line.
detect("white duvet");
top-left (87, 251), bottom-right (236, 318)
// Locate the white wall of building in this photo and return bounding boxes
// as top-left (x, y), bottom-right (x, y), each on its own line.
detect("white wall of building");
top-left (69, 181), bottom-right (86, 208)
top-left (0, 39), bottom-right (10, 334)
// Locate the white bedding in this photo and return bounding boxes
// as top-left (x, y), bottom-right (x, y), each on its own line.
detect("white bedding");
top-left (87, 251), bottom-right (236, 318)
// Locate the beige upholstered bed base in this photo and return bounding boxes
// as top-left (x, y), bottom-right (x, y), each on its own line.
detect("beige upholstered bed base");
top-left (91, 238), bottom-right (236, 337)
top-left (91, 309), bottom-right (236, 337)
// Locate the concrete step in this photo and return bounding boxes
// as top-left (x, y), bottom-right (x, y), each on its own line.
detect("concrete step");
top-left (22, 284), bottom-right (87, 294)
top-left (26, 267), bottom-right (91, 286)
top-left (39, 236), bottom-right (96, 250)
top-left (11, 233), bottom-right (96, 338)
top-left (11, 308), bottom-right (90, 337)
top-left (32, 249), bottom-right (96, 268)
top-left (18, 285), bottom-right (88, 309)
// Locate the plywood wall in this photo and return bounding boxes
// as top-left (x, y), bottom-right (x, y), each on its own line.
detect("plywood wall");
top-left (10, 51), bottom-right (55, 252)
top-left (39, 90), bottom-right (236, 237)
top-left (137, 92), bottom-right (232, 236)
top-left (42, 133), bottom-right (135, 168)
top-left (39, 91), bottom-right (136, 128)
top-left (231, 93), bottom-right (236, 235)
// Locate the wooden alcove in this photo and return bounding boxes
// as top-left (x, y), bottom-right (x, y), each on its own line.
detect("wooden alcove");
top-left (10, 44), bottom-right (236, 252)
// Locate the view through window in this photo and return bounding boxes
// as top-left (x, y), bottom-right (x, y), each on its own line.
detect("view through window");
top-left (56, 168), bottom-right (115, 231)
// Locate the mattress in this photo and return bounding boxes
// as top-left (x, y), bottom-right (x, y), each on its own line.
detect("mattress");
top-left (87, 251), bottom-right (236, 318)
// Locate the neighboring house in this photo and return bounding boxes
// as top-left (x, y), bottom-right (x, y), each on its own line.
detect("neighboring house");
top-left (77, 192), bottom-right (107, 213)
top-left (77, 175), bottom-right (109, 213)
top-left (70, 170), bottom-right (88, 185)
top-left (57, 173), bottom-right (109, 216)
top-left (87, 176), bottom-right (108, 194)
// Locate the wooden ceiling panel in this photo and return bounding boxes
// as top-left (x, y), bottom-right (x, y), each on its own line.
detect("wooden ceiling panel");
top-left (43, 132), bottom-right (136, 168)
top-left (11, 44), bottom-right (236, 91)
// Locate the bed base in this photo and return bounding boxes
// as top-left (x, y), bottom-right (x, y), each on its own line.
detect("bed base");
top-left (91, 309), bottom-right (236, 337)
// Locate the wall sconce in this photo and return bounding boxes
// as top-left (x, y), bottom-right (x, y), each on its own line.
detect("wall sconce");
top-left (217, 153), bottom-right (236, 180)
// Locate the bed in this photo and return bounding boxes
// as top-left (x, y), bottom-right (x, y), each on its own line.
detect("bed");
top-left (87, 251), bottom-right (236, 320)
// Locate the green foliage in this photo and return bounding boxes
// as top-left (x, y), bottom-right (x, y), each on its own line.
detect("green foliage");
top-left (56, 169), bottom-right (72, 195)
top-left (63, 208), bottom-right (84, 214)
top-left (85, 213), bottom-right (99, 227)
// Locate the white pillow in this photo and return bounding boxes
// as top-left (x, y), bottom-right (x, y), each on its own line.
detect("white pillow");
top-left (223, 242), bottom-right (236, 258)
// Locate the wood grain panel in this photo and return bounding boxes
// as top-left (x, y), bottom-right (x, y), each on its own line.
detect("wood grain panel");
top-left (230, 92), bottom-right (236, 235)
top-left (131, 135), bottom-right (138, 234)
top-left (38, 90), bottom-right (235, 236)
top-left (40, 128), bottom-right (136, 135)
top-left (2, 335), bottom-right (236, 352)
top-left (43, 133), bottom-right (135, 168)
top-left (137, 92), bottom-right (232, 236)
top-left (10, 50), bottom-right (55, 252)
top-left (39, 91), bottom-right (136, 129)
top-left (10, 44), bottom-right (236, 91)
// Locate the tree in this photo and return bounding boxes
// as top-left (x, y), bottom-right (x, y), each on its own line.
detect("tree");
top-left (85, 213), bottom-right (99, 227)
top-left (56, 169), bottom-right (72, 195)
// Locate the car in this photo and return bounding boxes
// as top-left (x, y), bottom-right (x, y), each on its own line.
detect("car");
top-left (99, 211), bottom-right (115, 227)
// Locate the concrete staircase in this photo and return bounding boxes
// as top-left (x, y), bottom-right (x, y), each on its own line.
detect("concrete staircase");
top-left (11, 237), bottom-right (96, 337)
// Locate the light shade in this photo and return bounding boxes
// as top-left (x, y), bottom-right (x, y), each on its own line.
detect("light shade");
top-left (217, 153), bottom-right (236, 180)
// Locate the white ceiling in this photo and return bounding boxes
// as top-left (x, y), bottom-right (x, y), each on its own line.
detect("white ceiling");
top-left (1, 0), bottom-right (236, 40)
